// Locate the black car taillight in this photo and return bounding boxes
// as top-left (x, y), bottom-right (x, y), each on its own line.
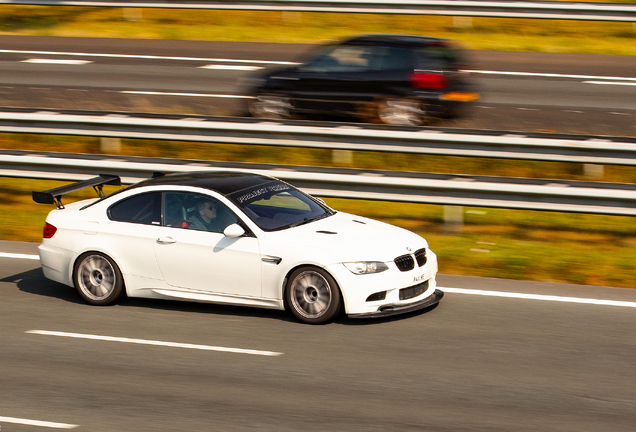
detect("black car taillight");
top-left (409, 72), bottom-right (447, 89)
top-left (43, 222), bottom-right (57, 239)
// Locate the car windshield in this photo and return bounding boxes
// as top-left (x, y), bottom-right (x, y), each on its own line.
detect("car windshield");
top-left (227, 180), bottom-right (333, 231)
top-left (300, 44), bottom-right (375, 73)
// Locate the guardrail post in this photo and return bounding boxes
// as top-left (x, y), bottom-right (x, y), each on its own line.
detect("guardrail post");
top-left (444, 205), bottom-right (464, 233)
top-left (282, 11), bottom-right (302, 23)
top-left (584, 164), bottom-right (604, 180)
top-left (124, 8), bottom-right (143, 21)
top-left (453, 17), bottom-right (473, 29)
top-left (332, 149), bottom-right (353, 165)
top-left (100, 137), bottom-right (121, 154)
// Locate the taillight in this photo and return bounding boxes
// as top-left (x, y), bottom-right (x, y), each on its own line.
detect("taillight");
top-left (410, 72), bottom-right (447, 89)
top-left (43, 222), bottom-right (57, 239)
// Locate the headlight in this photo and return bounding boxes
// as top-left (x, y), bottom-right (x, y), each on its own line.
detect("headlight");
top-left (343, 261), bottom-right (389, 275)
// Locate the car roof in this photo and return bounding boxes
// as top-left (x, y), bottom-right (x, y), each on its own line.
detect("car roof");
top-left (341, 33), bottom-right (451, 48)
top-left (127, 171), bottom-right (277, 196)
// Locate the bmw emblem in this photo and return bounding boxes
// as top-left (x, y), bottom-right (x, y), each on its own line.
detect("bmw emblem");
top-left (406, 247), bottom-right (412, 252)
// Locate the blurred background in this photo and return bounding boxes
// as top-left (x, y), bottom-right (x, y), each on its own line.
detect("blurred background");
top-left (2, 4), bottom-right (636, 432)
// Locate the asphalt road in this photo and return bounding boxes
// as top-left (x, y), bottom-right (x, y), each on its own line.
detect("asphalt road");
top-left (0, 35), bottom-right (634, 136)
top-left (2, 240), bottom-right (635, 431)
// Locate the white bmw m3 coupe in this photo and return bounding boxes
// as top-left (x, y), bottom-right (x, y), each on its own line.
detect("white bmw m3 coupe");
top-left (33, 171), bottom-right (442, 324)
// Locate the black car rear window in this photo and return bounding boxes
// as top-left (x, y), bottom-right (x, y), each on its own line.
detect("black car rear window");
top-left (415, 44), bottom-right (462, 71)
top-left (370, 46), bottom-right (414, 71)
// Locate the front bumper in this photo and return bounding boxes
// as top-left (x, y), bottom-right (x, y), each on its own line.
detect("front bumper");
top-left (348, 289), bottom-right (444, 319)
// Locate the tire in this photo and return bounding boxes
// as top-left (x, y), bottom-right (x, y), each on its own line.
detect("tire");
top-left (73, 252), bottom-right (124, 306)
top-left (377, 98), bottom-right (427, 126)
top-left (285, 267), bottom-right (342, 324)
top-left (249, 94), bottom-right (293, 119)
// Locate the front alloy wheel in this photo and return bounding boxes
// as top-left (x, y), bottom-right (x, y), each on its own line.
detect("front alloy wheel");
top-left (286, 267), bottom-right (342, 324)
top-left (74, 252), bottom-right (124, 305)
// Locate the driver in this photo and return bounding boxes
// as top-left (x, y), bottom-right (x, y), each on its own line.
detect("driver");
top-left (189, 199), bottom-right (221, 232)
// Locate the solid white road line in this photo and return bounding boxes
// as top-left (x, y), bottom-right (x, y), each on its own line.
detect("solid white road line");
top-left (26, 330), bottom-right (284, 356)
top-left (119, 90), bottom-right (253, 98)
top-left (441, 287), bottom-right (636, 308)
top-left (0, 416), bottom-right (78, 429)
top-left (0, 252), bottom-right (39, 260)
top-left (21, 59), bottom-right (93, 65)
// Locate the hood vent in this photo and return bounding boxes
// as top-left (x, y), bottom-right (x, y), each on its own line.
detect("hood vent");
top-left (352, 220), bottom-right (366, 224)
top-left (316, 230), bottom-right (337, 235)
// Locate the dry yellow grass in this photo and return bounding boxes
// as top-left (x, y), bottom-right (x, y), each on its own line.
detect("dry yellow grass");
top-left (0, 6), bottom-right (634, 55)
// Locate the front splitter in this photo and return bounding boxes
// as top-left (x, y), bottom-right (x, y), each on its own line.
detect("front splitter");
top-left (348, 289), bottom-right (444, 319)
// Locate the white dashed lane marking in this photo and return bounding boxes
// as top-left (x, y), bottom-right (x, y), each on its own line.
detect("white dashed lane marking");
top-left (584, 81), bottom-right (636, 86)
top-left (6, 49), bottom-right (634, 83)
top-left (119, 90), bottom-right (253, 98)
top-left (21, 59), bottom-right (93, 65)
top-left (0, 252), bottom-right (39, 260)
top-left (199, 64), bottom-right (263, 71)
top-left (468, 70), bottom-right (636, 82)
top-left (0, 416), bottom-right (78, 429)
top-left (26, 330), bottom-right (284, 357)
top-left (1, 49), bottom-right (294, 65)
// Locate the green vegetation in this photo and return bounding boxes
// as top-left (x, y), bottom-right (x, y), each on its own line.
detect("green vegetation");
top-left (0, 6), bottom-right (634, 55)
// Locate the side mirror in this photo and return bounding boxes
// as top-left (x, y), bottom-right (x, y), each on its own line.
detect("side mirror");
top-left (223, 223), bottom-right (245, 238)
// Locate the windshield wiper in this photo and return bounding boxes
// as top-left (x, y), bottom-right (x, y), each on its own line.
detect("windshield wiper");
top-left (288, 213), bottom-right (330, 228)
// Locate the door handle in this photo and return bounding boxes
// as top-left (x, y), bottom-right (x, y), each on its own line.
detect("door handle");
top-left (157, 237), bottom-right (177, 244)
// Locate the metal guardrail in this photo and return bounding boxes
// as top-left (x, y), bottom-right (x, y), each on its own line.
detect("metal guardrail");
top-left (2, 149), bottom-right (636, 216)
top-left (1, 110), bottom-right (636, 166)
top-left (0, 0), bottom-right (634, 22)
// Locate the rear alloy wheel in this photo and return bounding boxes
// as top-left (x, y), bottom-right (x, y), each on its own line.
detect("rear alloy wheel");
top-left (377, 98), bottom-right (427, 126)
top-left (249, 94), bottom-right (293, 119)
top-left (286, 267), bottom-right (342, 324)
top-left (74, 252), bottom-right (124, 306)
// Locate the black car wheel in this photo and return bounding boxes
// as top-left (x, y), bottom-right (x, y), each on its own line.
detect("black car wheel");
top-left (249, 94), bottom-right (293, 119)
top-left (73, 252), bottom-right (124, 305)
top-left (377, 98), bottom-right (427, 126)
top-left (286, 267), bottom-right (342, 324)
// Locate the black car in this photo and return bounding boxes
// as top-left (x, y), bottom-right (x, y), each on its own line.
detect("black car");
top-left (245, 34), bottom-right (479, 126)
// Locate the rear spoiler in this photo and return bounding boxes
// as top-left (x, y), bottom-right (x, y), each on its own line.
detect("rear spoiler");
top-left (32, 174), bottom-right (121, 209)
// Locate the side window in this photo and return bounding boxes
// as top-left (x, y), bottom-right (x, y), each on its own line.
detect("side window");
top-left (163, 192), bottom-right (189, 228)
top-left (305, 45), bottom-right (374, 72)
top-left (108, 192), bottom-right (161, 225)
top-left (165, 192), bottom-right (239, 234)
top-left (369, 47), bottom-right (414, 71)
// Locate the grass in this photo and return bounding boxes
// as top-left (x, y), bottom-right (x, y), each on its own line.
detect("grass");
top-left (0, 6), bottom-right (634, 55)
